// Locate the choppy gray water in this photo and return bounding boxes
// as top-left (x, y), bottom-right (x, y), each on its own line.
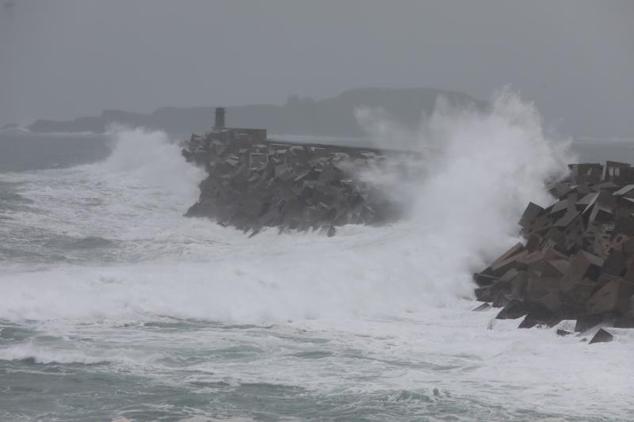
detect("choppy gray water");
top-left (0, 129), bottom-right (633, 421)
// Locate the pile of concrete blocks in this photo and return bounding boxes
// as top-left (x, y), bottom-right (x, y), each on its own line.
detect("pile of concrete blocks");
top-left (182, 131), bottom-right (403, 235)
top-left (474, 161), bottom-right (634, 335)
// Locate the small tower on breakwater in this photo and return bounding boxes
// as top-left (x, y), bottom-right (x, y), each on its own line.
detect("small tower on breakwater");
top-left (209, 107), bottom-right (267, 143)
top-left (214, 107), bottom-right (226, 130)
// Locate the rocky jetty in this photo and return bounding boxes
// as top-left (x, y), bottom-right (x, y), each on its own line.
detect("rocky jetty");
top-left (474, 161), bottom-right (634, 335)
top-left (182, 121), bottom-right (404, 235)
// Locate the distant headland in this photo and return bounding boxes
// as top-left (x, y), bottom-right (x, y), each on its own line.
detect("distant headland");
top-left (26, 87), bottom-right (485, 137)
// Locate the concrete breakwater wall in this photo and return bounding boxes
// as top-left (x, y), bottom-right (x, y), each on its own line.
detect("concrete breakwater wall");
top-left (475, 161), bottom-right (634, 340)
top-left (182, 128), bottom-right (407, 235)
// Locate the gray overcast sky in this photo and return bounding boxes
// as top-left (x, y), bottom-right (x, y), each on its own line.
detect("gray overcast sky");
top-left (1, 0), bottom-right (633, 137)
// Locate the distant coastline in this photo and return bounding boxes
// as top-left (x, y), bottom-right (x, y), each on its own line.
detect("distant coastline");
top-left (24, 87), bottom-right (486, 137)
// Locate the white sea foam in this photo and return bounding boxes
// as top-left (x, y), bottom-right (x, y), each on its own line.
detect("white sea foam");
top-left (0, 342), bottom-right (108, 365)
top-left (1, 92), bottom-right (632, 420)
top-left (0, 91), bottom-right (573, 322)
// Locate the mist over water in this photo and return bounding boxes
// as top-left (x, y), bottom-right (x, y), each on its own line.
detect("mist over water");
top-left (354, 90), bottom-right (574, 305)
top-left (0, 92), bottom-right (573, 323)
top-left (0, 93), bottom-right (632, 421)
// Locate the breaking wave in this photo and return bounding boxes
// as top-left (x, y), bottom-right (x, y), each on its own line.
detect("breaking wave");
top-left (0, 91), bottom-right (573, 323)
top-left (0, 343), bottom-right (110, 365)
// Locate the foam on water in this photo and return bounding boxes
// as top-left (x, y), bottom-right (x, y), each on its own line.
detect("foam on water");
top-left (0, 91), bottom-right (572, 322)
top-left (1, 92), bottom-right (632, 420)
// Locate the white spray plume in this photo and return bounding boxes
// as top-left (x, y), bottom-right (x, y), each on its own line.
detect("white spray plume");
top-left (99, 126), bottom-right (206, 203)
top-left (355, 88), bottom-right (575, 291)
top-left (0, 91), bottom-right (575, 323)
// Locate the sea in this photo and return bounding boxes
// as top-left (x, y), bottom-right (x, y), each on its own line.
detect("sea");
top-left (1, 110), bottom-right (633, 421)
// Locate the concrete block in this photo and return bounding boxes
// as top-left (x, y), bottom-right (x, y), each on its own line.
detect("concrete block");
top-left (575, 314), bottom-right (606, 332)
top-left (613, 184), bottom-right (634, 197)
top-left (569, 163), bottom-right (603, 185)
top-left (496, 300), bottom-right (529, 320)
top-left (472, 303), bottom-right (491, 312)
top-left (586, 279), bottom-right (634, 315)
top-left (519, 202), bottom-right (544, 228)
top-left (603, 251), bottom-right (626, 276)
top-left (487, 243), bottom-right (527, 276)
top-left (589, 328), bottom-right (613, 344)
top-left (614, 215), bottom-right (634, 236)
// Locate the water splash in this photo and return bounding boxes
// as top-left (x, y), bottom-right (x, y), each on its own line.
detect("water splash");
top-left (0, 91), bottom-right (573, 323)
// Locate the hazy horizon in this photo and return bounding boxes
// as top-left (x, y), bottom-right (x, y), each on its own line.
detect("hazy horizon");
top-left (2, 1), bottom-right (633, 137)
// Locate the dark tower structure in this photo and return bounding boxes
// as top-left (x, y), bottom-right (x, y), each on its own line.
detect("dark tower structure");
top-left (214, 107), bottom-right (226, 130)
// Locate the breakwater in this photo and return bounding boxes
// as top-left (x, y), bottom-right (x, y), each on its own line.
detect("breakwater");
top-left (475, 161), bottom-right (634, 341)
top-left (182, 128), bottom-right (407, 235)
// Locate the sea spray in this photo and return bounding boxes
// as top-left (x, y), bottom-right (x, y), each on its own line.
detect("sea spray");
top-left (99, 126), bottom-right (206, 202)
top-left (357, 89), bottom-right (574, 285)
top-left (1, 101), bottom-right (632, 422)
top-left (0, 91), bottom-right (573, 323)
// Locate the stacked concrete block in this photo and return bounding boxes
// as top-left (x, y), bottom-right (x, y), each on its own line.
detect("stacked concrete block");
top-left (474, 161), bottom-right (634, 334)
top-left (182, 131), bottom-right (402, 236)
